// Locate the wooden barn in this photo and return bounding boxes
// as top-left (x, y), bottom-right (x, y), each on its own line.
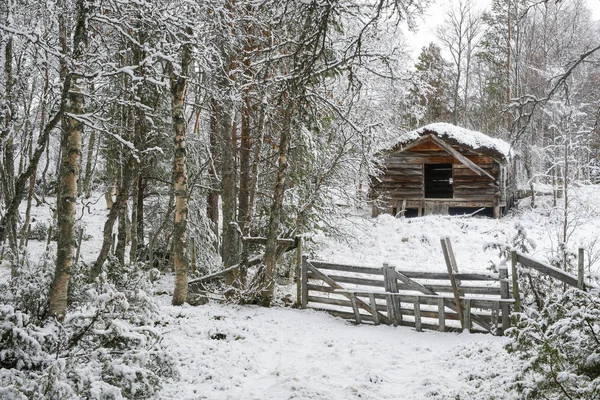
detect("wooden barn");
top-left (370, 123), bottom-right (514, 218)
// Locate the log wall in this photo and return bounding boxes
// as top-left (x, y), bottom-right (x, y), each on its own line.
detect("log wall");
top-left (372, 137), bottom-right (505, 214)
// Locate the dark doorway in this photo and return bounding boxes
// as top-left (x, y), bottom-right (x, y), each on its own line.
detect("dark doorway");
top-left (424, 164), bottom-right (453, 198)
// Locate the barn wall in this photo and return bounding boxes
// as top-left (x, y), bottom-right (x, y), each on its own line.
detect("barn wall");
top-left (372, 139), bottom-right (504, 211)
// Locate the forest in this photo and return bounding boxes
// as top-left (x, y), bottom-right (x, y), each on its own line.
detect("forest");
top-left (1, 0), bottom-right (600, 398)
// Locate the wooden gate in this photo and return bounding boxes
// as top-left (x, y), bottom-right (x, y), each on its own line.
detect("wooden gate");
top-left (300, 257), bottom-right (514, 334)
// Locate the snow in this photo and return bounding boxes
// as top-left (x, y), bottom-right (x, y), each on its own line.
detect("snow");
top-left (390, 122), bottom-right (512, 159)
top-left (5, 186), bottom-right (600, 399)
top-left (156, 300), bottom-right (518, 400)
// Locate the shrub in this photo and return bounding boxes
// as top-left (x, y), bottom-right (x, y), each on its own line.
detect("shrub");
top-left (0, 256), bottom-right (177, 399)
top-left (506, 289), bottom-right (600, 399)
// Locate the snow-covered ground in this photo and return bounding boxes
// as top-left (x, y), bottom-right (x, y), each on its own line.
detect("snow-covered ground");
top-left (2, 185), bottom-right (600, 399)
top-left (314, 184), bottom-right (600, 276)
top-left (151, 184), bottom-right (600, 399)
top-left (155, 298), bottom-right (517, 400)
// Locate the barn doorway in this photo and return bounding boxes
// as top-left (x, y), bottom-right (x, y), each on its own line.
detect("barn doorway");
top-left (424, 164), bottom-right (453, 198)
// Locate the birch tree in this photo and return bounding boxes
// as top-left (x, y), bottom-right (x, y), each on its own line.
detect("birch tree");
top-left (49, 0), bottom-right (89, 319)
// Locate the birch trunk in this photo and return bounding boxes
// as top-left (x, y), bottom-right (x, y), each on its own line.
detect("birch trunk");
top-left (207, 100), bottom-right (220, 249)
top-left (170, 32), bottom-right (192, 306)
top-left (49, 0), bottom-right (87, 319)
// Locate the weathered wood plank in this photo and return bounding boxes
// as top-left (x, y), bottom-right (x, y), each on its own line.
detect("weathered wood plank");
top-left (301, 256), bottom-right (309, 309)
top-left (308, 295), bottom-right (350, 307)
top-left (307, 260), bottom-right (383, 275)
top-left (306, 284), bottom-right (337, 293)
top-left (393, 269), bottom-right (492, 332)
top-left (306, 273), bottom-right (385, 288)
top-left (389, 266), bottom-right (402, 324)
top-left (511, 250), bottom-right (521, 312)
top-left (380, 164), bottom-right (423, 172)
top-left (385, 152), bottom-right (494, 163)
top-left (379, 175), bottom-right (423, 183)
top-left (516, 252), bottom-right (580, 288)
top-left (441, 237), bottom-right (463, 329)
top-left (398, 307), bottom-right (492, 322)
top-left (376, 183), bottom-right (424, 190)
top-left (306, 261), bottom-right (388, 323)
top-left (438, 298), bottom-right (445, 332)
top-left (349, 293), bottom-right (362, 324)
top-left (334, 290), bottom-right (514, 309)
top-left (399, 284), bottom-right (500, 296)
top-left (464, 299), bottom-right (472, 332)
top-left (295, 237), bottom-right (303, 307)
top-left (414, 297), bottom-right (422, 332)
top-left (396, 270), bottom-right (499, 281)
top-left (369, 293), bottom-right (380, 325)
top-left (383, 264), bottom-right (398, 326)
top-left (428, 135), bottom-right (495, 180)
top-left (499, 267), bottom-right (510, 332)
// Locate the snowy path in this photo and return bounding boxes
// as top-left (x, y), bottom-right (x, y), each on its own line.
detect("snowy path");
top-left (156, 297), bottom-right (518, 400)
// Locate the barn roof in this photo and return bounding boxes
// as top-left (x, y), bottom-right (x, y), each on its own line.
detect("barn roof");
top-left (388, 123), bottom-right (511, 161)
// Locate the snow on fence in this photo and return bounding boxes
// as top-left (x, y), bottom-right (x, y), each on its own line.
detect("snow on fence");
top-left (300, 254), bottom-right (514, 335)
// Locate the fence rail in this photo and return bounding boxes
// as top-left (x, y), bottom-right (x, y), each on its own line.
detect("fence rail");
top-left (300, 256), bottom-right (512, 335)
top-left (510, 250), bottom-right (596, 311)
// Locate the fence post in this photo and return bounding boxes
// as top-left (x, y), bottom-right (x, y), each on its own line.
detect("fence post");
top-left (389, 266), bottom-right (402, 325)
top-left (295, 237), bottom-right (303, 306)
top-left (383, 263), bottom-right (397, 326)
top-left (441, 238), bottom-right (464, 329)
top-left (578, 247), bottom-right (585, 290)
top-left (511, 250), bottom-right (521, 312)
top-left (499, 266), bottom-right (510, 333)
top-left (464, 299), bottom-right (472, 333)
top-left (438, 298), bottom-right (445, 332)
top-left (301, 255), bottom-right (308, 309)
top-left (369, 293), bottom-right (380, 326)
top-left (349, 292), bottom-right (362, 324)
top-left (414, 296), bottom-right (422, 332)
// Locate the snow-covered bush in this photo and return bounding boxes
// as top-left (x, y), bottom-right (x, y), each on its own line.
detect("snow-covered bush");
top-left (0, 256), bottom-right (177, 399)
top-left (506, 289), bottom-right (600, 399)
top-left (27, 221), bottom-right (52, 241)
top-left (484, 222), bottom-right (536, 273)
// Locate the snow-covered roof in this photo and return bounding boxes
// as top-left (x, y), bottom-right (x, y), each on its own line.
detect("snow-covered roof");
top-left (390, 123), bottom-right (511, 160)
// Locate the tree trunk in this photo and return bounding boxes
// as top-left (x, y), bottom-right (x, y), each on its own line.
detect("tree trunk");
top-left (49, 0), bottom-right (87, 320)
top-left (91, 156), bottom-right (135, 278)
top-left (136, 175), bottom-right (144, 247)
top-left (241, 97), bottom-right (266, 270)
top-left (115, 206), bottom-right (127, 265)
top-left (82, 130), bottom-right (96, 199)
top-left (220, 102), bottom-right (240, 284)
top-left (20, 61), bottom-right (50, 249)
top-left (130, 172), bottom-right (139, 261)
top-left (2, 35), bottom-right (17, 252)
top-left (207, 99), bottom-right (221, 250)
top-left (260, 103), bottom-right (293, 305)
top-left (238, 97), bottom-right (251, 235)
top-left (170, 31), bottom-right (192, 306)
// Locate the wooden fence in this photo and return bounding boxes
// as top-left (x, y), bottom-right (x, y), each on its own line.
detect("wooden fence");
top-left (300, 257), bottom-right (513, 334)
top-left (510, 249), bottom-right (595, 312)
